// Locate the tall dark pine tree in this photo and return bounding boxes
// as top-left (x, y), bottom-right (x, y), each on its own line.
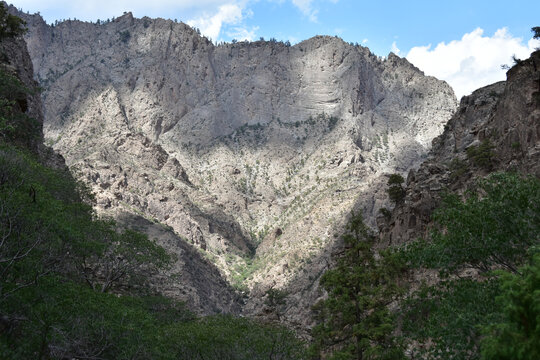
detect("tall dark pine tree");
top-left (311, 212), bottom-right (405, 360)
top-left (387, 174), bottom-right (405, 205)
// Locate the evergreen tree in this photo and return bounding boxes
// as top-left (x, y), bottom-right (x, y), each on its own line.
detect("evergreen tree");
top-left (0, 3), bottom-right (26, 40)
top-left (311, 212), bottom-right (405, 360)
top-left (481, 252), bottom-right (540, 360)
top-left (387, 174), bottom-right (405, 205)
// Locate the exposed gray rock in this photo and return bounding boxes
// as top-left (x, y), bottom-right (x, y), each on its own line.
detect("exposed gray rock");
top-left (16, 9), bottom-right (458, 321)
top-left (116, 212), bottom-right (243, 314)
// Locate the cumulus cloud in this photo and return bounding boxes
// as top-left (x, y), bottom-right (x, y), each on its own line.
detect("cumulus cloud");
top-left (187, 3), bottom-right (244, 41)
top-left (406, 28), bottom-right (540, 98)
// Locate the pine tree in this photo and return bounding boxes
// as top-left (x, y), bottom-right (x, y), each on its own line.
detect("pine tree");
top-left (311, 212), bottom-right (405, 360)
top-left (0, 3), bottom-right (26, 40)
top-left (387, 174), bottom-right (405, 205)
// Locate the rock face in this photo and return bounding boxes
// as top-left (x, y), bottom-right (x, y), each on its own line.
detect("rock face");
top-left (16, 10), bottom-right (458, 320)
top-left (0, 29), bottom-right (43, 151)
top-left (379, 50), bottom-right (540, 245)
top-left (116, 212), bottom-right (242, 314)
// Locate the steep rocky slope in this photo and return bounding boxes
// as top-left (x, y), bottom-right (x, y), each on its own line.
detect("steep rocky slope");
top-left (379, 50), bottom-right (540, 245)
top-left (0, 26), bottom-right (42, 149)
top-left (15, 9), bottom-right (457, 316)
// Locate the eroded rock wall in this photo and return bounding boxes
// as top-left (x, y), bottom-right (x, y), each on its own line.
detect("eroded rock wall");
top-left (15, 10), bottom-right (458, 318)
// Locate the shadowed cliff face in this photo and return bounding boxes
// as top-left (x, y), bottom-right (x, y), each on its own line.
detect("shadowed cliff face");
top-left (16, 10), bottom-right (457, 318)
top-left (0, 29), bottom-right (43, 151)
top-left (379, 50), bottom-right (540, 246)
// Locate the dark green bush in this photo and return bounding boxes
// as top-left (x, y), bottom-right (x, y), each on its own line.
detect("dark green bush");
top-left (466, 139), bottom-right (496, 170)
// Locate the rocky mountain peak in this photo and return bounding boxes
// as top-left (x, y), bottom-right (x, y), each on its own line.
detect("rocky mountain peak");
top-left (15, 8), bottom-right (458, 319)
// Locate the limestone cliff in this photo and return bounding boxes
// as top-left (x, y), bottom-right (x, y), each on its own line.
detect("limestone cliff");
top-left (14, 9), bottom-right (458, 319)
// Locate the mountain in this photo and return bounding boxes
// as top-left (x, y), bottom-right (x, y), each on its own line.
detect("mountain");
top-left (14, 9), bottom-right (457, 321)
top-left (1, 7), bottom-right (311, 358)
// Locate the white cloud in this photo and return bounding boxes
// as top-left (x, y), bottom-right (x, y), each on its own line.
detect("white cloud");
top-left (391, 41), bottom-right (400, 55)
top-left (292, 0), bottom-right (318, 22)
top-left (187, 3), bottom-right (244, 41)
top-left (406, 28), bottom-right (540, 98)
top-left (362, 38), bottom-right (368, 44)
top-left (226, 25), bottom-right (259, 41)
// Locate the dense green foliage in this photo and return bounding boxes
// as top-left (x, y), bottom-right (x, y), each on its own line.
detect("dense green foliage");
top-left (481, 252), bottom-right (540, 360)
top-left (404, 173), bottom-right (539, 274)
top-left (403, 278), bottom-right (500, 359)
top-left (311, 213), bottom-right (406, 359)
top-left (399, 172), bottom-right (540, 359)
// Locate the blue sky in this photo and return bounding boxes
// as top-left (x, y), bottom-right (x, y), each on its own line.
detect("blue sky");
top-left (9, 0), bottom-right (540, 97)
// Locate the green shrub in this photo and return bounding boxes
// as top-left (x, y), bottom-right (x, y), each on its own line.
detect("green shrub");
top-left (119, 30), bottom-right (131, 43)
top-left (466, 139), bottom-right (496, 170)
top-left (403, 172), bottom-right (539, 274)
top-left (403, 278), bottom-right (500, 360)
top-left (379, 207), bottom-right (392, 220)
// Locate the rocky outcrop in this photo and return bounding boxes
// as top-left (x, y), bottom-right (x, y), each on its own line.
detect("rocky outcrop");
top-left (379, 50), bottom-right (540, 245)
top-left (0, 28), bottom-right (43, 150)
top-left (14, 8), bottom-right (458, 318)
top-left (117, 212), bottom-right (242, 314)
